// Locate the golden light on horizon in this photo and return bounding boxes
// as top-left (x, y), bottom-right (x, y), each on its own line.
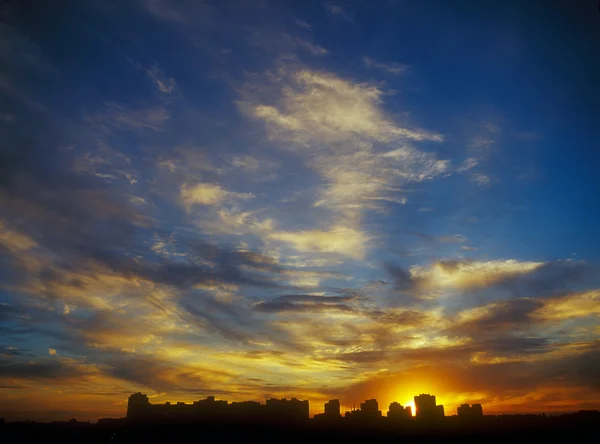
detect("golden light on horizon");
top-left (404, 399), bottom-right (416, 416)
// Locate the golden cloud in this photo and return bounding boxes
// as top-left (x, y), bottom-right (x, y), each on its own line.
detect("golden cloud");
top-left (269, 225), bottom-right (369, 259)
top-left (410, 259), bottom-right (545, 294)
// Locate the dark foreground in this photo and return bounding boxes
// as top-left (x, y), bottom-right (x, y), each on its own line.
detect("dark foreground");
top-left (2, 412), bottom-right (598, 443)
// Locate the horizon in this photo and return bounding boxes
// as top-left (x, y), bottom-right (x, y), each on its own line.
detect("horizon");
top-left (1, 390), bottom-right (596, 423)
top-left (1, 0), bottom-right (599, 425)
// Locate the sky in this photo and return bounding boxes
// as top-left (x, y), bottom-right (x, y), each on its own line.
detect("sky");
top-left (1, 0), bottom-right (599, 422)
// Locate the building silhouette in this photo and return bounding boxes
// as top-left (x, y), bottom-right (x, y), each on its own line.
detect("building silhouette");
top-left (314, 399), bottom-right (342, 422)
top-left (457, 403), bottom-right (483, 418)
top-left (344, 399), bottom-right (382, 423)
top-left (387, 401), bottom-right (412, 421)
top-left (324, 399), bottom-right (341, 418)
top-left (265, 398), bottom-right (309, 422)
top-left (127, 392), bottom-right (151, 419)
top-left (414, 394), bottom-right (444, 420)
top-left (126, 393), bottom-right (309, 423)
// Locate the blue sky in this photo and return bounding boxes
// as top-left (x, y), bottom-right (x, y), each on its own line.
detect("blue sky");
top-left (1, 0), bottom-right (599, 421)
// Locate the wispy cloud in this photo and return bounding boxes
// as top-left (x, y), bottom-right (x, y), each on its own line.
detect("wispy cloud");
top-left (269, 225), bottom-right (369, 259)
top-left (323, 2), bottom-right (352, 21)
top-left (469, 172), bottom-right (491, 186)
top-left (146, 64), bottom-right (177, 93)
top-left (363, 57), bottom-right (409, 75)
top-left (241, 67), bottom-right (448, 258)
top-left (85, 103), bottom-right (170, 133)
top-left (181, 182), bottom-right (254, 209)
top-left (244, 70), bottom-right (444, 214)
top-left (296, 20), bottom-right (312, 31)
top-left (296, 38), bottom-right (329, 56)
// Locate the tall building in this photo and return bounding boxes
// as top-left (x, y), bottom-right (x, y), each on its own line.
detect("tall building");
top-left (457, 403), bottom-right (483, 418)
top-left (127, 392), bottom-right (151, 419)
top-left (414, 394), bottom-right (444, 420)
top-left (324, 399), bottom-right (341, 418)
top-left (387, 402), bottom-right (411, 421)
top-left (265, 398), bottom-right (309, 422)
top-left (360, 399), bottom-right (382, 419)
top-left (126, 393), bottom-right (309, 422)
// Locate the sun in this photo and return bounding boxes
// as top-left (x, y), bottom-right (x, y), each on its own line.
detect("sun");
top-left (404, 399), bottom-right (416, 416)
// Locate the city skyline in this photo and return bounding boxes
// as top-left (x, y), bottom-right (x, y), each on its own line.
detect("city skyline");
top-left (1, 0), bottom-right (600, 424)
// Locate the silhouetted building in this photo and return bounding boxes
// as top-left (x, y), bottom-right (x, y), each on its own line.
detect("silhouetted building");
top-left (265, 398), bottom-right (309, 422)
top-left (127, 392), bottom-right (151, 419)
top-left (436, 405), bottom-right (444, 417)
top-left (344, 399), bottom-right (382, 423)
top-left (324, 399), bottom-right (341, 418)
top-left (360, 399), bottom-right (382, 419)
top-left (228, 400), bottom-right (264, 422)
top-left (388, 402), bottom-right (411, 422)
top-left (314, 399), bottom-right (342, 423)
top-left (414, 394), bottom-right (444, 420)
top-left (457, 403), bottom-right (483, 418)
top-left (97, 418), bottom-right (126, 427)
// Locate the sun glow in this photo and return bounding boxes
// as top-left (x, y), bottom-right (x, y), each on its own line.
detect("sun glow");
top-left (404, 399), bottom-right (416, 416)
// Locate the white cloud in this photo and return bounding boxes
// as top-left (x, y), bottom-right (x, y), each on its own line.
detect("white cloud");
top-left (146, 65), bottom-right (177, 93)
top-left (141, 0), bottom-right (186, 22)
top-left (363, 57), bottom-right (409, 75)
top-left (469, 136), bottom-right (494, 149)
top-left (410, 259), bottom-right (544, 294)
top-left (181, 183), bottom-right (254, 209)
top-left (484, 122), bottom-right (500, 133)
top-left (324, 2), bottom-right (351, 21)
top-left (296, 38), bottom-right (328, 56)
top-left (244, 69), bottom-right (445, 221)
top-left (296, 20), bottom-right (312, 31)
top-left (457, 157), bottom-right (479, 173)
top-left (242, 67), bottom-right (449, 257)
top-left (85, 103), bottom-right (170, 133)
top-left (438, 234), bottom-right (468, 243)
top-left (231, 155), bottom-right (260, 171)
top-left (470, 173), bottom-right (491, 186)
top-left (269, 225), bottom-right (369, 259)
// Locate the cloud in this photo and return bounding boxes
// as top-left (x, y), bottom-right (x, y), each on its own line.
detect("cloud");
top-left (85, 103), bottom-right (170, 133)
top-left (469, 172), bottom-right (491, 186)
top-left (0, 356), bottom-right (90, 381)
top-left (363, 57), bottom-right (409, 75)
top-left (48, 348), bottom-right (58, 356)
top-left (457, 157), bottom-right (479, 173)
top-left (255, 294), bottom-right (355, 313)
top-left (468, 137), bottom-right (494, 150)
top-left (296, 38), bottom-right (328, 56)
top-left (181, 182), bottom-right (254, 208)
top-left (449, 298), bottom-right (544, 335)
top-left (0, 222), bottom-right (37, 252)
top-left (243, 67), bottom-right (447, 247)
top-left (438, 234), bottom-right (468, 243)
top-left (250, 70), bottom-right (443, 144)
top-left (323, 2), bottom-right (352, 21)
top-left (231, 155), bottom-right (260, 171)
top-left (296, 20), bottom-right (312, 31)
top-left (534, 290), bottom-right (600, 321)
top-left (140, 0), bottom-right (187, 22)
top-left (409, 259), bottom-right (545, 295)
top-left (269, 225), bottom-right (369, 259)
top-left (146, 65), bottom-right (177, 93)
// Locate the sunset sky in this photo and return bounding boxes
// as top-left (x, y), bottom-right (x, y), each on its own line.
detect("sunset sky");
top-left (1, 0), bottom-right (599, 422)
